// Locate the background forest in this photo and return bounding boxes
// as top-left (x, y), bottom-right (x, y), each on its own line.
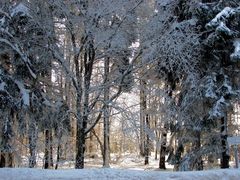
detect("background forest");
top-left (1, 0), bottom-right (240, 171)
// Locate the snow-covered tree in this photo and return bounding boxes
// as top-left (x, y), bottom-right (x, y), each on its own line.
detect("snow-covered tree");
top-left (140, 0), bottom-right (240, 170)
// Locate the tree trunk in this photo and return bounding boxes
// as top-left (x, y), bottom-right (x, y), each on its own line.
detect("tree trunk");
top-left (174, 142), bottom-right (184, 171)
top-left (220, 117), bottom-right (229, 168)
top-left (44, 129), bottom-right (53, 169)
top-left (192, 131), bottom-right (203, 170)
top-left (140, 79), bottom-right (149, 164)
top-left (159, 84), bottom-right (174, 169)
top-left (103, 57), bottom-right (110, 167)
top-left (154, 116), bottom-right (160, 160)
top-left (159, 126), bottom-right (167, 169)
top-left (50, 131), bottom-right (54, 168)
top-left (92, 129), bottom-right (104, 159)
top-left (88, 131), bottom-right (94, 157)
top-left (44, 130), bottom-right (50, 169)
top-left (72, 29), bottom-right (84, 169)
top-left (55, 143), bottom-right (61, 169)
top-left (0, 112), bottom-right (14, 168)
top-left (155, 141), bottom-right (158, 160)
top-left (139, 79), bottom-right (146, 157)
top-left (28, 118), bottom-right (37, 168)
top-left (144, 114), bottom-right (150, 165)
top-left (76, 36), bottom-right (95, 169)
top-left (75, 125), bottom-right (85, 169)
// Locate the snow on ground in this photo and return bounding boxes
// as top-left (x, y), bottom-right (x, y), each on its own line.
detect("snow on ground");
top-left (0, 168), bottom-right (240, 180)
top-left (6, 154), bottom-right (240, 179)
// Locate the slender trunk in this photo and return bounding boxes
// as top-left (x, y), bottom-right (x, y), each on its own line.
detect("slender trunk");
top-left (159, 125), bottom-right (167, 169)
top-left (193, 131), bottom-right (203, 170)
top-left (28, 117), bottom-right (37, 168)
top-left (75, 124), bottom-right (85, 169)
top-left (55, 143), bottom-right (60, 169)
top-left (159, 84), bottom-right (174, 169)
top-left (72, 30), bottom-right (83, 169)
top-left (139, 79), bottom-right (146, 157)
top-left (75, 89), bottom-right (84, 169)
top-left (44, 129), bottom-right (50, 169)
top-left (140, 79), bottom-right (149, 164)
top-left (55, 125), bottom-right (63, 169)
top-left (144, 114), bottom-right (150, 165)
top-left (92, 129), bottom-right (104, 160)
top-left (103, 57), bottom-right (110, 167)
top-left (50, 131), bottom-right (54, 168)
top-left (174, 142), bottom-right (184, 171)
top-left (0, 112), bottom-right (14, 167)
top-left (44, 129), bottom-right (53, 169)
top-left (155, 142), bottom-right (158, 160)
top-left (220, 117), bottom-right (229, 168)
top-left (88, 131), bottom-right (93, 157)
top-left (155, 116), bottom-right (160, 160)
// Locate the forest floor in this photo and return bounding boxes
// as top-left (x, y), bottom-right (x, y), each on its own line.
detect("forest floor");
top-left (0, 167), bottom-right (240, 180)
top-left (56, 153), bottom-right (236, 171)
top-left (1, 154), bottom-right (239, 179)
top-left (49, 154), bottom-right (174, 170)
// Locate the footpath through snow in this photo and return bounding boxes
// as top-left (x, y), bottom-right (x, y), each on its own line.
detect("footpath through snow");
top-left (0, 168), bottom-right (240, 180)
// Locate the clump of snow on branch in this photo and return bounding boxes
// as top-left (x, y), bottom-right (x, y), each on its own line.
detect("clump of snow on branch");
top-left (203, 76), bottom-right (217, 100)
top-left (209, 96), bottom-right (229, 119)
top-left (10, 3), bottom-right (30, 17)
top-left (231, 39), bottom-right (240, 62)
top-left (15, 80), bottom-right (30, 107)
top-left (206, 6), bottom-right (240, 36)
top-left (0, 81), bottom-right (6, 91)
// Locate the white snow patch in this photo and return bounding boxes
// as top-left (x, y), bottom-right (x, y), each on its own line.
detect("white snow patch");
top-left (0, 81), bottom-right (6, 91)
top-left (206, 7), bottom-right (237, 35)
top-left (0, 17), bottom-right (5, 26)
top-left (198, 3), bottom-right (209, 11)
top-left (156, 0), bottom-right (175, 6)
top-left (209, 96), bottom-right (227, 119)
top-left (0, 168), bottom-right (240, 180)
top-left (204, 77), bottom-right (217, 99)
top-left (216, 21), bottom-right (233, 36)
top-left (206, 7), bottom-right (234, 28)
top-left (15, 80), bottom-right (30, 106)
top-left (222, 75), bottom-right (233, 95)
top-left (11, 3), bottom-right (30, 17)
top-left (231, 39), bottom-right (240, 62)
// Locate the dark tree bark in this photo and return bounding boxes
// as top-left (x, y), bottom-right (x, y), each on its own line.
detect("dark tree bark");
top-left (75, 126), bottom-right (86, 169)
top-left (28, 116), bottom-right (37, 168)
top-left (50, 131), bottom-right (54, 168)
top-left (144, 114), bottom-right (150, 165)
top-left (55, 143), bottom-right (61, 169)
top-left (44, 129), bottom-right (53, 169)
top-left (0, 111), bottom-right (14, 168)
top-left (159, 126), bottom-right (167, 169)
top-left (139, 79), bottom-right (146, 157)
top-left (154, 116), bottom-right (160, 160)
top-left (220, 117), bottom-right (229, 169)
top-left (140, 79), bottom-right (149, 165)
top-left (159, 83), bottom-right (174, 170)
top-left (88, 131), bottom-right (94, 157)
top-left (174, 143), bottom-right (184, 171)
top-left (44, 129), bottom-right (50, 169)
top-left (92, 129), bottom-right (104, 159)
top-left (75, 35), bottom-right (95, 169)
top-left (192, 131), bottom-right (203, 170)
top-left (103, 57), bottom-right (110, 167)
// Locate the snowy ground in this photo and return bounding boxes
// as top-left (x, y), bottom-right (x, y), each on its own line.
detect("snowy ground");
top-left (0, 168), bottom-right (240, 180)
top-left (2, 154), bottom-right (239, 179)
